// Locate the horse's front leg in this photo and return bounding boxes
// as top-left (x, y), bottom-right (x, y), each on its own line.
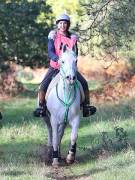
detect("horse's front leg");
top-left (66, 115), bottom-right (80, 164)
top-left (51, 115), bottom-right (59, 167)
top-left (58, 122), bottom-right (66, 160)
top-left (43, 117), bottom-right (53, 161)
top-left (44, 117), bottom-right (52, 146)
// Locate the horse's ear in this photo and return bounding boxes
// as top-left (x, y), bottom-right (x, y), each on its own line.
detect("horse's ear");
top-left (72, 45), bottom-right (77, 55)
top-left (62, 44), bottom-right (67, 53)
top-left (60, 42), bottom-right (63, 50)
top-left (61, 44), bottom-right (67, 53)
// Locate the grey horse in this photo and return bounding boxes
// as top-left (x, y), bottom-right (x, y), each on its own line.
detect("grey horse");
top-left (44, 48), bottom-right (81, 167)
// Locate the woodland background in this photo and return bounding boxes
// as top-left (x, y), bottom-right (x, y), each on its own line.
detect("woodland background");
top-left (0, 1), bottom-right (135, 179)
top-left (0, 0), bottom-right (135, 98)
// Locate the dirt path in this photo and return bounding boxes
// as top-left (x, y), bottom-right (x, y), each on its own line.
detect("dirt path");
top-left (38, 145), bottom-right (93, 180)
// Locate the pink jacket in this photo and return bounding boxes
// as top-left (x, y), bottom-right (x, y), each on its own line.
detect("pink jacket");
top-left (50, 31), bottom-right (78, 69)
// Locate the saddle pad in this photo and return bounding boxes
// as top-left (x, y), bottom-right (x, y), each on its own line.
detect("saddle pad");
top-left (45, 73), bottom-right (85, 103)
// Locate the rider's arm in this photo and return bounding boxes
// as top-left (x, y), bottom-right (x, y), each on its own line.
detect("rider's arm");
top-left (48, 30), bottom-right (59, 62)
top-left (48, 39), bottom-right (59, 62)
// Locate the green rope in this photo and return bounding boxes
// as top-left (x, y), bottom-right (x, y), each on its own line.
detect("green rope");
top-left (56, 82), bottom-right (77, 122)
top-left (57, 63), bottom-right (80, 122)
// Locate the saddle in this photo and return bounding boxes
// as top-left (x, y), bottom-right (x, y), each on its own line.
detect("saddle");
top-left (45, 73), bottom-right (85, 103)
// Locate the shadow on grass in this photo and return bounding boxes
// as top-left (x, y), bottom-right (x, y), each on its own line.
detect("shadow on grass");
top-left (0, 140), bottom-right (45, 178)
top-left (1, 170), bottom-right (26, 177)
top-left (1, 108), bottom-right (39, 127)
top-left (0, 140), bottom-right (41, 160)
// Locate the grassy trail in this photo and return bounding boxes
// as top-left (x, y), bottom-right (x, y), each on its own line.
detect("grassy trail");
top-left (0, 93), bottom-right (135, 180)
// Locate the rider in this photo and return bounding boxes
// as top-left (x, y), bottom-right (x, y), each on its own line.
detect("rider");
top-left (33, 14), bottom-right (96, 117)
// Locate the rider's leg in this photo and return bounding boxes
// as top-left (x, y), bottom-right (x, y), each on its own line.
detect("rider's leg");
top-left (77, 72), bottom-right (96, 117)
top-left (33, 67), bottom-right (59, 117)
top-left (0, 112), bottom-right (2, 119)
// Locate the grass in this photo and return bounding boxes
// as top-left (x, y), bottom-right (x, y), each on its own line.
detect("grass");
top-left (0, 83), bottom-right (135, 179)
top-left (88, 80), bottom-right (103, 91)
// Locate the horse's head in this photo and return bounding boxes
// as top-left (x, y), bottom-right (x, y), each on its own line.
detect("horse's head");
top-left (59, 47), bottom-right (77, 84)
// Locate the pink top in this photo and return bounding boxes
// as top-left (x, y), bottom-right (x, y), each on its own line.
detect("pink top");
top-left (50, 31), bottom-right (77, 69)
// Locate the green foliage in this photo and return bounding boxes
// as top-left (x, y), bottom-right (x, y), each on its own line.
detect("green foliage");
top-left (102, 0), bottom-right (135, 50)
top-left (0, 0), bottom-right (135, 70)
top-left (78, 0), bottom-right (135, 55)
top-left (0, 0), bottom-right (52, 68)
top-left (46, 0), bottom-right (81, 27)
top-left (102, 127), bottom-right (128, 151)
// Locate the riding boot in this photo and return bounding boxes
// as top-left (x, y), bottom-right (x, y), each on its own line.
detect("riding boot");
top-left (83, 90), bottom-right (96, 117)
top-left (33, 90), bottom-right (47, 117)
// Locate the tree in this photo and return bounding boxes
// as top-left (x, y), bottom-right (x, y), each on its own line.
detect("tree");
top-left (77, 0), bottom-right (135, 56)
top-left (0, 0), bottom-right (53, 96)
top-left (0, 0), bottom-right (53, 69)
top-left (46, 0), bottom-right (81, 28)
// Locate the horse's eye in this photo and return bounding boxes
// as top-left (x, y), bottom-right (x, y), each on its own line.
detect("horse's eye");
top-left (62, 61), bottom-right (64, 64)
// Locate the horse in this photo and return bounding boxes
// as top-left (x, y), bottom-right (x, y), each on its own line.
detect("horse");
top-left (44, 47), bottom-right (81, 167)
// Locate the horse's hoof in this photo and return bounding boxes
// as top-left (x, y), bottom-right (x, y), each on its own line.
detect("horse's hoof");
top-left (66, 151), bottom-right (75, 164)
top-left (52, 158), bottom-right (59, 168)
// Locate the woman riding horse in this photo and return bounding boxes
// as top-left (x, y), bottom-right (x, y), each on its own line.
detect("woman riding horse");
top-left (33, 14), bottom-right (96, 118)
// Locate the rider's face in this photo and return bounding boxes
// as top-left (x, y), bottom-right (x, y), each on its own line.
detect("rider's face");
top-left (57, 21), bottom-right (68, 32)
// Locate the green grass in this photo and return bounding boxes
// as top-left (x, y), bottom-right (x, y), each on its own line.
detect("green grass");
top-left (0, 88), bottom-right (135, 179)
top-left (88, 80), bottom-right (103, 91)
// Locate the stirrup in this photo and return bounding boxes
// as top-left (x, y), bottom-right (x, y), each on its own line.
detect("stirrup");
top-left (33, 106), bottom-right (46, 117)
top-left (83, 105), bottom-right (96, 117)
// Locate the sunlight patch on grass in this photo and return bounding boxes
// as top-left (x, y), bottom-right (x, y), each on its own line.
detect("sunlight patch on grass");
top-left (0, 163), bottom-right (51, 180)
top-left (91, 148), bottom-right (135, 180)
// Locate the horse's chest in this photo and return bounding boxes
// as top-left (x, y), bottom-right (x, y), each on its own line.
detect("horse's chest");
top-left (47, 87), bottom-right (80, 122)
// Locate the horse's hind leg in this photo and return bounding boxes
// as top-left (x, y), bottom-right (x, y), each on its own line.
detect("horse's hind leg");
top-left (66, 117), bottom-right (80, 164)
